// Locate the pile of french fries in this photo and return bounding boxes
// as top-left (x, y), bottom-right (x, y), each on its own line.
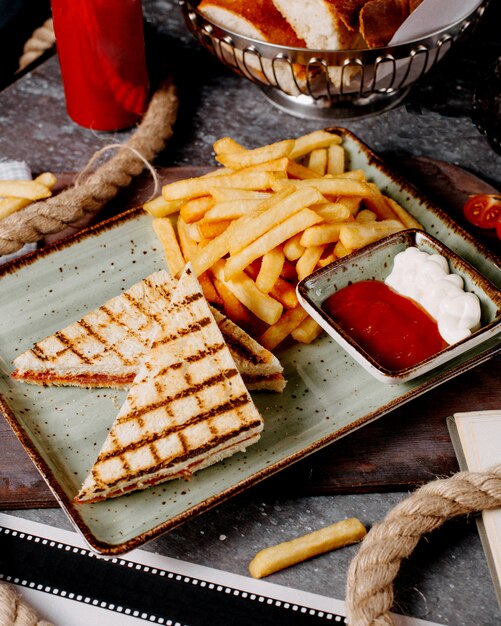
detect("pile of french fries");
top-left (143, 130), bottom-right (422, 351)
top-left (0, 172), bottom-right (57, 221)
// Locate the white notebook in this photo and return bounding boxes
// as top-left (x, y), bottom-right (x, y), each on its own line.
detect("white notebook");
top-left (447, 410), bottom-right (501, 609)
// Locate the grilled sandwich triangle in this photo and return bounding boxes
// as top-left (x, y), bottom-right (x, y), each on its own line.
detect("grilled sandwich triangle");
top-left (12, 269), bottom-right (285, 392)
top-left (76, 266), bottom-right (264, 503)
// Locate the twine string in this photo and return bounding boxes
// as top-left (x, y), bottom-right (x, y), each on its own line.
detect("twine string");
top-left (345, 466), bottom-right (501, 625)
top-left (0, 78), bottom-right (178, 256)
top-left (73, 143), bottom-right (160, 201)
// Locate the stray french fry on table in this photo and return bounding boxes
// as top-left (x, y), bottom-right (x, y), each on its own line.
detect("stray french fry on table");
top-left (0, 172), bottom-right (57, 220)
top-left (0, 179), bottom-right (52, 201)
top-left (248, 517), bottom-right (367, 579)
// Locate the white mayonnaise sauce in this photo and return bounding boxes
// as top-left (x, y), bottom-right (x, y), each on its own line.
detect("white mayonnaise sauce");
top-left (384, 247), bottom-right (481, 344)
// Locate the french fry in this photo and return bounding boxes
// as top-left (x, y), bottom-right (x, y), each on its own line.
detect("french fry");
top-left (339, 196), bottom-right (362, 215)
top-left (213, 137), bottom-right (245, 155)
top-left (356, 209), bottom-right (377, 223)
top-left (0, 197), bottom-right (31, 220)
top-left (300, 222), bottom-right (345, 247)
top-left (212, 276), bottom-right (252, 326)
top-left (199, 272), bottom-right (223, 305)
top-left (283, 233), bottom-right (305, 261)
top-left (286, 160), bottom-right (321, 180)
top-left (296, 245), bottom-right (325, 281)
top-left (233, 158), bottom-right (290, 175)
top-left (385, 196), bottom-right (423, 229)
top-left (197, 219), bottom-right (231, 239)
top-left (177, 217), bottom-right (199, 261)
top-left (307, 148), bottom-right (327, 175)
top-left (225, 208), bottom-right (322, 279)
top-left (152, 218), bottom-right (185, 278)
top-left (291, 316), bottom-right (324, 344)
top-left (227, 187), bottom-right (323, 256)
top-left (212, 262), bottom-right (283, 325)
top-left (35, 172), bottom-right (57, 190)
top-left (280, 258), bottom-right (298, 281)
top-left (248, 518), bottom-right (366, 579)
top-left (145, 131), bottom-right (431, 349)
top-left (364, 183), bottom-right (402, 222)
top-left (0, 179), bottom-right (51, 201)
top-left (0, 172), bottom-right (57, 220)
top-left (163, 171), bottom-right (283, 201)
top-left (289, 130), bottom-right (342, 160)
top-left (143, 195), bottom-right (182, 218)
top-left (258, 305), bottom-right (309, 351)
top-left (336, 169), bottom-right (366, 181)
top-left (256, 247), bottom-right (285, 293)
top-left (203, 198), bottom-right (264, 222)
top-left (247, 262), bottom-right (298, 309)
top-left (179, 196), bottom-right (214, 224)
top-left (339, 219), bottom-right (404, 249)
top-left (316, 251), bottom-right (336, 267)
top-left (209, 188), bottom-right (272, 202)
top-left (278, 177), bottom-right (372, 199)
top-left (333, 240), bottom-right (352, 258)
top-left (216, 139), bottom-right (294, 169)
top-left (313, 202), bottom-right (352, 223)
top-left (327, 144), bottom-right (345, 176)
top-left (269, 278), bottom-right (298, 309)
top-left (191, 218), bottom-right (238, 276)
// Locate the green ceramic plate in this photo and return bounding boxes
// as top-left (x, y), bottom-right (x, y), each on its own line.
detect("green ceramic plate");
top-left (0, 129), bottom-right (499, 555)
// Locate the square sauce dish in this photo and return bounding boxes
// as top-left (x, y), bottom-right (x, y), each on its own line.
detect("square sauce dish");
top-left (297, 230), bottom-right (501, 383)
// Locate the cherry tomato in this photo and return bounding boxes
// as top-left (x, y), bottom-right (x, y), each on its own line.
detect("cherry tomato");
top-left (496, 217), bottom-right (501, 241)
top-left (463, 194), bottom-right (501, 229)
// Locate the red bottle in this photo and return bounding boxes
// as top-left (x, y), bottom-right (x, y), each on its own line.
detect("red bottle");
top-left (51, 0), bottom-right (149, 131)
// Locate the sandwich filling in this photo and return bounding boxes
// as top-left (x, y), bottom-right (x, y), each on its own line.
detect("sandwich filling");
top-left (76, 266), bottom-right (264, 504)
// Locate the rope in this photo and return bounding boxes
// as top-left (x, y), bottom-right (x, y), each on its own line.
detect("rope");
top-left (18, 18), bottom-right (56, 71)
top-left (0, 78), bottom-right (178, 256)
top-left (0, 583), bottom-right (52, 626)
top-left (345, 466), bottom-right (501, 626)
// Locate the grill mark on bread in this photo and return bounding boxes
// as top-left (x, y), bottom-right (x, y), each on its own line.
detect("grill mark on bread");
top-left (151, 317), bottom-right (212, 348)
top-left (29, 344), bottom-right (50, 362)
top-left (221, 331), bottom-right (267, 365)
top-left (117, 369), bottom-right (241, 425)
top-left (54, 331), bottom-right (94, 364)
top-left (169, 291), bottom-right (204, 311)
top-left (99, 392), bottom-right (249, 461)
top-left (100, 304), bottom-right (144, 343)
top-left (122, 290), bottom-right (164, 326)
top-left (77, 319), bottom-right (136, 367)
top-left (94, 421), bottom-right (262, 490)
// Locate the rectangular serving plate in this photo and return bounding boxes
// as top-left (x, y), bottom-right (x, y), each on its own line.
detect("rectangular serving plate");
top-left (0, 129), bottom-right (500, 555)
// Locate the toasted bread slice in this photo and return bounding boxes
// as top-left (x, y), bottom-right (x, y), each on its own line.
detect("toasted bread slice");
top-left (199, 0), bottom-right (306, 47)
top-left (76, 266), bottom-right (264, 503)
top-left (198, 0), bottom-right (309, 96)
top-left (358, 0), bottom-right (410, 47)
top-left (12, 269), bottom-right (285, 392)
top-left (271, 0), bottom-right (363, 50)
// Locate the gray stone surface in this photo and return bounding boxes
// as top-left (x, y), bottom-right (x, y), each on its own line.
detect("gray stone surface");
top-left (9, 487), bottom-right (501, 625)
top-left (1, 1), bottom-right (500, 624)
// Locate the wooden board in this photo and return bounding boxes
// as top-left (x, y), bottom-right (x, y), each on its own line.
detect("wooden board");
top-left (1, 159), bottom-right (499, 508)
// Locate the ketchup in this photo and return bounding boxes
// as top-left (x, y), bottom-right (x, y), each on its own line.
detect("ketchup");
top-left (322, 280), bottom-right (447, 371)
top-left (51, 0), bottom-right (149, 130)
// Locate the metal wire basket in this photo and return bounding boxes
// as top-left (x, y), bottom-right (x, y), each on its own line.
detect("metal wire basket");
top-left (179, 0), bottom-right (489, 120)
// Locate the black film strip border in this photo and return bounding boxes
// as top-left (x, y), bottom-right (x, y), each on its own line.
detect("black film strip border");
top-left (0, 526), bottom-right (346, 625)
